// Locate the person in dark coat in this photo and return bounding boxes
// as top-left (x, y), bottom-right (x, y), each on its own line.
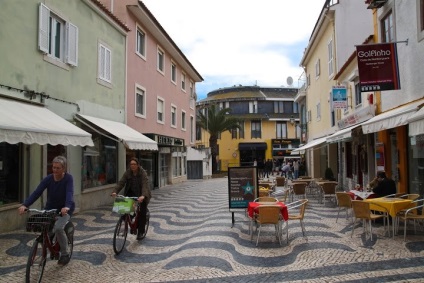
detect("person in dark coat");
top-left (112, 157), bottom-right (151, 240)
top-left (372, 171), bottom-right (397, 197)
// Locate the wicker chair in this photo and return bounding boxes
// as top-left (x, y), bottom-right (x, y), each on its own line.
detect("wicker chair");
top-left (275, 177), bottom-right (286, 187)
top-left (292, 182), bottom-right (307, 201)
top-left (351, 200), bottom-right (390, 241)
top-left (320, 182), bottom-right (338, 205)
top-left (253, 205), bottom-right (283, 246)
top-left (397, 199), bottom-right (424, 241)
top-left (286, 199), bottom-right (309, 243)
top-left (335, 192), bottom-right (353, 223)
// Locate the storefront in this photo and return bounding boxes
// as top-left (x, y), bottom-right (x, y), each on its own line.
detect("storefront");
top-left (408, 106), bottom-right (424, 197)
top-left (238, 142), bottom-right (267, 167)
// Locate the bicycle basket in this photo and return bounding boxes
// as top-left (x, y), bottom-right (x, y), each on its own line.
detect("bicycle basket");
top-left (112, 197), bottom-right (135, 214)
top-left (26, 212), bottom-right (56, 233)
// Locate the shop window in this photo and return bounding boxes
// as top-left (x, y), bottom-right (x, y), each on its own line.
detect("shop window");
top-left (82, 135), bottom-right (117, 190)
top-left (0, 143), bottom-right (20, 205)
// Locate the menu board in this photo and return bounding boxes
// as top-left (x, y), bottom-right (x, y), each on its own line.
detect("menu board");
top-left (228, 167), bottom-right (258, 209)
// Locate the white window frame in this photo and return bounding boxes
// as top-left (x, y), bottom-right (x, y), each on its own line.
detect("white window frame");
top-left (327, 38), bottom-right (334, 77)
top-left (157, 46), bottom-right (165, 74)
top-left (181, 72), bottom-right (186, 91)
top-left (171, 104), bottom-right (177, 128)
top-left (171, 61), bottom-right (177, 84)
top-left (276, 122), bottom-right (288, 139)
top-left (157, 97), bottom-right (165, 124)
top-left (98, 42), bottom-right (112, 84)
top-left (315, 59), bottom-right (320, 78)
top-left (181, 110), bottom-right (186, 130)
top-left (38, 3), bottom-right (78, 67)
top-left (136, 25), bottom-right (146, 59)
top-left (380, 9), bottom-right (395, 43)
top-left (135, 85), bottom-right (146, 118)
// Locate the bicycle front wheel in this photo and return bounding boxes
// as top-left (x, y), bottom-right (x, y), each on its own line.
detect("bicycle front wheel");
top-left (113, 215), bottom-right (128, 255)
top-left (26, 238), bottom-right (46, 283)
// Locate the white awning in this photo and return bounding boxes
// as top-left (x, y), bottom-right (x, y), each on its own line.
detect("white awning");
top-left (0, 99), bottom-right (93, 146)
top-left (326, 124), bottom-right (362, 144)
top-left (361, 100), bottom-right (423, 134)
top-left (408, 106), bottom-right (424, 136)
top-left (291, 136), bottom-right (327, 153)
top-left (75, 114), bottom-right (158, 151)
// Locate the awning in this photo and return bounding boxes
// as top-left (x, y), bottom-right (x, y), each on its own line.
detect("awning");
top-left (361, 100), bottom-right (423, 134)
top-left (75, 114), bottom-right (158, 151)
top-left (408, 106), bottom-right (424, 136)
top-left (291, 136), bottom-right (327, 153)
top-left (326, 124), bottom-right (362, 144)
top-left (0, 99), bottom-right (93, 146)
top-left (239, 142), bottom-right (267, 150)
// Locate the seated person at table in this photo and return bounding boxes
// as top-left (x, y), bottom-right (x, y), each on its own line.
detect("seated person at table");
top-left (372, 171), bottom-right (396, 197)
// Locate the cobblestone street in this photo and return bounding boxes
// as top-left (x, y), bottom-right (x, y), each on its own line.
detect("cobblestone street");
top-left (1, 177), bottom-right (424, 282)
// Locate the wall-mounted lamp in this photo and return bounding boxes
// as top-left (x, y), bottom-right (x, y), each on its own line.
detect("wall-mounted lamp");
top-left (290, 115), bottom-right (295, 125)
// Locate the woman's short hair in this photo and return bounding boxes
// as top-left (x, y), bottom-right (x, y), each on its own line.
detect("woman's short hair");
top-left (377, 171), bottom-right (386, 179)
top-left (52, 156), bottom-right (67, 171)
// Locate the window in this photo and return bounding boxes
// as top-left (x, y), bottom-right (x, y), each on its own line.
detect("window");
top-left (231, 122), bottom-right (244, 139)
top-left (171, 62), bottom-right (177, 83)
top-left (381, 11), bottom-right (394, 42)
top-left (315, 59), bottom-right (320, 78)
top-left (328, 38), bottom-right (334, 76)
top-left (38, 3), bottom-right (78, 66)
top-left (181, 73), bottom-right (186, 91)
top-left (331, 110), bottom-right (335, 127)
top-left (355, 82), bottom-right (362, 106)
top-left (307, 110), bottom-right (312, 122)
top-left (189, 81), bottom-right (194, 97)
top-left (136, 27), bottom-right (146, 57)
top-left (249, 101), bottom-right (258, 113)
top-left (157, 98), bottom-right (164, 123)
top-left (196, 124), bottom-right (202, 141)
top-left (181, 111), bottom-right (186, 130)
top-left (251, 121), bottom-right (261, 138)
top-left (98, 43), bottom-right (111, 83)
top-left (316, 102), bottom-right (321, 120)
top-left (157, 47), bottom-right (164, 73)
top-left (190, 116), bottom-right (194, 143)
top-left (307, 74), bottom-right (311, 87)
top-left (276, 122), bottom-right (287, 139)
top-left (135, 86), bottom-right (146, 117)
top-left (171, 105), bottom-right (177, 128)
top-left (274, 101), bottom-right (284, 113)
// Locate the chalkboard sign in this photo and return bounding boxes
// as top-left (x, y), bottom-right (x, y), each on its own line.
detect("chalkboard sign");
top-left (228, 167), bottom-right (258, 209)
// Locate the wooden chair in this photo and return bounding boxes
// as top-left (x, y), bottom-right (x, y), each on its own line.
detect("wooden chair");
top-left (351, 200), bottom-right (390, 241)
top-left (335, 192), bottom-right (353, 223)
top-left (253, 205), bottom-right (283, 246)
top-left (254, 197), bottom-right (278, 203)
top-left (292, 182), bottom-right (307, 201)
top-left (320, 182), bottom-right (337, 205)
top-left (275, 176), bottom-right (286, 187)
top-left (397, 199), bottom-right (424, 241)
top-left (286, 199), bottom-right (309, 243)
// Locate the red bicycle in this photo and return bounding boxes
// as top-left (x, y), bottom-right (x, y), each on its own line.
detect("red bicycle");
top-left (112, 195), bottom-right (150, 255)
top-left (25, 208), bottom-right (74, 283)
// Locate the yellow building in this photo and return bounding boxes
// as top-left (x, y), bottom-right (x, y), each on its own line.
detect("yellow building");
top-left (196, 86), bottom-right (300, 172)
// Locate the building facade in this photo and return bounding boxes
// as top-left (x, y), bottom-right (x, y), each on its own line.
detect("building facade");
top-left (196, 86), bottom-right (300, 172)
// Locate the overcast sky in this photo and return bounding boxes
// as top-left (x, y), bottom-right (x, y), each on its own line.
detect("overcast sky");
top-left (142, 0), bottom-right (325, 100)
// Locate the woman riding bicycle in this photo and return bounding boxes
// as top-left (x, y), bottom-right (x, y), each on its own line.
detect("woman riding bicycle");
top-left (111, 157), bottom-right (151, 240)
top-left (18, 156), bottom-right (75, 266)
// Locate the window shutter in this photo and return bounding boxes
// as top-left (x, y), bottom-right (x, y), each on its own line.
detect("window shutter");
top-left (99, 45), bottom-right (105, 79)
top-left (38, 3), bottom-right (50, 53)
top-left (105, 49), bottom-right (111, 81)
top-left (66, 22), bottom-right (78, 66)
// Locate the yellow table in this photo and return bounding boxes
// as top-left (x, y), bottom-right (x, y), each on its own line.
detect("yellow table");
top-left (363, 198), bottom-right (414, 238)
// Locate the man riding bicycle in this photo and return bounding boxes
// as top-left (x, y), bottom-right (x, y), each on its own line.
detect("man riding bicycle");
top-left (18, 156), bottom-right (75, 266)
top-left (111, 157), bottom-right (151, 240)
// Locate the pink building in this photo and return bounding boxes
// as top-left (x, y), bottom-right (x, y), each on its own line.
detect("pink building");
top-left (100, 0), bottom-right (203, 188)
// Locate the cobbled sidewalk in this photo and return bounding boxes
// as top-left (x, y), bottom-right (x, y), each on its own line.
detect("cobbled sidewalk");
top-left (1, 177), bottom-right (424, 282)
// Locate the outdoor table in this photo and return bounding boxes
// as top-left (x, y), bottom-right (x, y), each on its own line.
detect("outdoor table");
top-left (348, 190), bottom-right (376, 200)
top-left (247, 201), bottom-right (288, 221)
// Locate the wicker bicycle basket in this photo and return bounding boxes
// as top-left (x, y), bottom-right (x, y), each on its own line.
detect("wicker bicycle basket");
top-left (26, 212), bottom-right (56, 233)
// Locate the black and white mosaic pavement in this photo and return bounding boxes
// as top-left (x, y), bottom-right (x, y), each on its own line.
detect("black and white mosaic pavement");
top-left (1, 177), bottom-right (424, 282)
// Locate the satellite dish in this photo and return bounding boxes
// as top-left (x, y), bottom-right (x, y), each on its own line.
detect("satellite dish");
top-left (286, 76), bottom-right (293, 86)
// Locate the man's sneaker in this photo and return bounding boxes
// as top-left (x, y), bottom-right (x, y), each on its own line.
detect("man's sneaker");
top-left (58, 255), bottom-right (70, 266)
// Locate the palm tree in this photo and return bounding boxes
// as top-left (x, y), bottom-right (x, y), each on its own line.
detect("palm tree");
top-left (197, 104), bottom-right (241, 173)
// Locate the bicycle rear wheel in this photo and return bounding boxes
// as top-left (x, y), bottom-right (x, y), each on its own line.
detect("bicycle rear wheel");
top-left (113, 215), bottom-right (127, 255)
top-left (26, 238), bottom-right (46, 283)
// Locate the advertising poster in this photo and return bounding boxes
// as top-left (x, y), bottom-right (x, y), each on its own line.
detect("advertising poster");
top-left (228, 167), bottom-right (258, 209)
top-left (332, 86), bottom-right (347, 109)
top-left (375, 143), bottom-right (385, 172)
top-left (356, 43), bottom-right (400, 92)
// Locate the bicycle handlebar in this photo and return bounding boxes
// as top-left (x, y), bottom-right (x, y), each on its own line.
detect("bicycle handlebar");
top-left (25, 208), bottom-right (58, 214)
top-left (115, 195), bottom-right (139, 200)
